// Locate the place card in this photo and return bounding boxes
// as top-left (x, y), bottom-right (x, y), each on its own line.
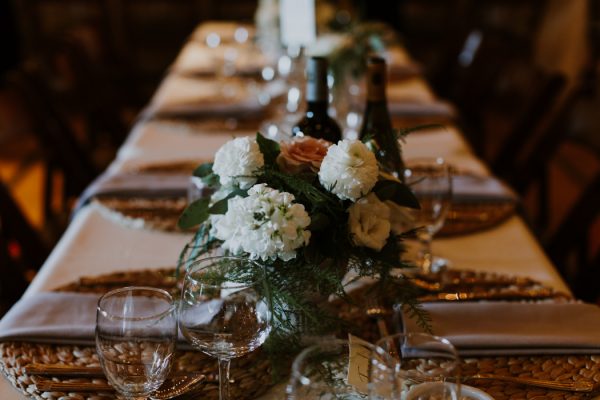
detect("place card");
top-left (347, 334), bottom-right (372, 393)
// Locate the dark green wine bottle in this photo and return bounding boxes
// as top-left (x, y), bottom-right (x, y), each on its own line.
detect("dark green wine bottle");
top-left (291, 57), bottom-right (342, 143)
top-left (359, 56), bottom-right (404, 179)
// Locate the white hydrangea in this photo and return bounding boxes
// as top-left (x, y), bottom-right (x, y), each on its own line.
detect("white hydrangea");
top-left (210, 184), bottom-right (311, 261)
top-left (318, 139), bottom-right (379, 201)
top-left (212, 136), bottom-right (264, 189)
top-left (348, 193), bottom-right (391, 251)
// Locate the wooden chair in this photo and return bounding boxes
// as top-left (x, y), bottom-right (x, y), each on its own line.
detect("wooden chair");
top-left (491, 71), bottom-right (568, 185)
top-left (0, 179), bottom-right (48, 314)
top-left (7, 66), bottom-right (99, 234)
top-left (41, 36), bottom-right (131, 149)
top-left (545, 173), bottom-right (599, 302)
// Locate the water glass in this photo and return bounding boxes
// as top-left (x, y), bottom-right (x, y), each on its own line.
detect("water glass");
top-left (404, 158), bottom-right (452, 272)
top-left (96, 286), bottom-right (177, 399)
top-left (178, 256), bottom-right (272, 400)
top-left (375, 333), bottom-right (460, 400)
top-left (287, 338), bottom-right (398, 399)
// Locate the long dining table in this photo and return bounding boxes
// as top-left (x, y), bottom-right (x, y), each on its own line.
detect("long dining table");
top-left (0, 21), bottom-right (578, 400)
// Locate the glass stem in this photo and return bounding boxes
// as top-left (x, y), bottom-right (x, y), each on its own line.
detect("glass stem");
top-left (218, 357), bottom-right (231, 400)
top-left (418, 231), bottom-right (433, 273)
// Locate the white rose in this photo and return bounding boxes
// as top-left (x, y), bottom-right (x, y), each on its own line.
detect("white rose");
top-left (212, 136), bottom-right (264, 189)
top-left (210, 184), bottom-right (311, 261)
top-left (348, 193), bottom-right (391, 251)
top-left (318, 139), bottom-right (379, 201)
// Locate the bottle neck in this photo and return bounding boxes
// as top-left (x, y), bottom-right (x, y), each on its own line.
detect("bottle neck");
top-left (306, 58), bottom-right (328, 103)
top-left (306, 100), bottom-right (329, 115)
top-left (366, 61), bottom-right (387, 102)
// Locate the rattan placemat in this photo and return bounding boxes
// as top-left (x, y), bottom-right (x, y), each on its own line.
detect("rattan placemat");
top-left (1, 268), bottom-right (594, 400)
top-left (0, 268), bottom-right (271, 400)
top-left (439, 201), bottom-right (516, 237)
top-left (95, 196), bottom-right (517, 237)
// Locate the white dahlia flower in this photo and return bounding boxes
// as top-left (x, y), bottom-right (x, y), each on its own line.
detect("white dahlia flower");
top-left (210, 184), bottom-right (311, 261)
top-left (318, 139), bottom-right (379, 201)
top-left (348, 193), bottom-right (391, 251)
top-left (212, 136), bottom-right (264, 189)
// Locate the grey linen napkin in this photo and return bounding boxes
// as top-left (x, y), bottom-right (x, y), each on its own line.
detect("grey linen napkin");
top-left (388, 101), bottom-right (456, 118)
top-left (0, 292), bottom-right (100, 345)
top-left (452, 175), bottom-right (517, 203)
top-left (0, 292), bottom-right (193, 348)
top-left (403, 302), bottom-right (600, 355)
top-left (75, 172), bottom-right (191, 211)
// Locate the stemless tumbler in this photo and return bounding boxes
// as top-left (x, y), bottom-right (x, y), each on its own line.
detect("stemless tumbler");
top-left (287, 338), bottom-right (398, 399)
top-left (96, 286), bottom-right (177, 400)
top-left (376, 333), bottom-right (460, 400)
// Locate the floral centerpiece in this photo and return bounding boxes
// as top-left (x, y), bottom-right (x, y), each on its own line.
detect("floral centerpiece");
top-left (177, 132), bottom-right (430, 369)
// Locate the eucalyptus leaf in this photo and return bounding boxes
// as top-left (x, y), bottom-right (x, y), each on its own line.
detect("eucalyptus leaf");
top-left (193, 162), bottom-right (214, 178)
top-left (208, 188), bottom-right (247, 215)
top-left (256, 132), bottom-right (280, 166)
top-left (177, 198), bottom-right (210, 229)
top-left (374, 180), bottom-right (420, 209)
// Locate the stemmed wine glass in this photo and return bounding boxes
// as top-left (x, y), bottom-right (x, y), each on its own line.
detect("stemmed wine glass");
top-left (404, 158), bottom-right (452, 273)
top-left (375, 333), bottom-right (460, 400)
top-left (96, 286), bottom-right (177, 400)
top-left (178, 256), bottom-right (272, 400)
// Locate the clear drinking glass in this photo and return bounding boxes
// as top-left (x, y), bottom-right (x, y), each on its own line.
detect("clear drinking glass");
top-left (375, 333), bottom-right (460, 400)
top-left (404, 158), bottom-right (452, 272)
top-left (95, 286), bottom-right (177, 400)
top-left (178, 256), bottom-right (272, 400)
top-left (287, 338), bottom-right (398, 399)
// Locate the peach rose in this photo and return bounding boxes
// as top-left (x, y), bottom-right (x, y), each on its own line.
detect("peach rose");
top-left (276, 137), bottom-right (332, 174)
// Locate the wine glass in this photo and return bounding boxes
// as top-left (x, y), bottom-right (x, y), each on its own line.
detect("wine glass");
top-left (178, 256), bottom-right (272, 400)
top-left (96, 286), bottom-right (177, 400)
top-left (404, 158), bottom-right (452, 273)
top-left (375, 333), bottom-right (460, 400)
top-left (287, 338), bottom-right (398, 399)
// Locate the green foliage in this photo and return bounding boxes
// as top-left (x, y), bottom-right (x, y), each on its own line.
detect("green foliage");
top-left (328, 22), bottom-right (398, 90)
top-left (208, 188), bottom-right (247, 214)
top-left (193, 162), bottom-right (219, 186)
top-left (178, 128), bottom-right (435, 377)
top-left (177, 198), bottom-right (210, 229)
top-left (373, 179), bottom-right (420, 209)
top-left (256, 132), bottom-right (280, 165)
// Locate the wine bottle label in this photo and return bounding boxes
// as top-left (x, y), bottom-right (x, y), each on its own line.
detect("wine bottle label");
top-left (366, 57), bottom-right (387, 102)
top-left (306, 56), bottom-right (328, 102)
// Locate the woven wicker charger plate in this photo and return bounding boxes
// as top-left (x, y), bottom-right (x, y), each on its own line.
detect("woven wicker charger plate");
top-left (1, 268), bottom-right (597, 400)
top-left (93, 197), bottom-right (517, 236)
top-left (0, 268), bottom-right (270, 400)
top-left (100, 160), bottom-right (518, 236)
top-left (439, 201), bottom-right (516, 237)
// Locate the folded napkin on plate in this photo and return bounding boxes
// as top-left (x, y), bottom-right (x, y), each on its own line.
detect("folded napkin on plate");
top-left (403, 302), bottom-right (600, 355)
top-left (76, 172), bottom-right (191, 211)
top-left (148, 76), bottom-right (262, 117)
top-left (452, 175), bottom-right (517, 203)
top-left (0, 292), bottom-right (193, 348)
top-left (0, 292), bottom-right (99, 345)
top-left (388, 101), bottom-right (456, 118)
